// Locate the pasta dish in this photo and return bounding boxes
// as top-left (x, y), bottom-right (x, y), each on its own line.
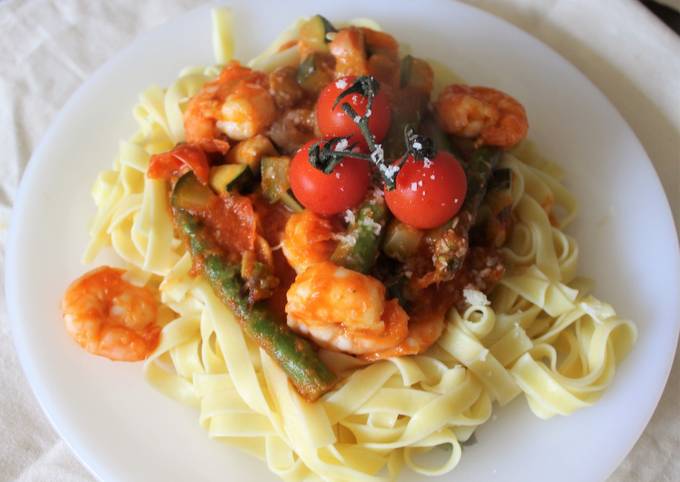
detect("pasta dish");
top-left (61, 9), bottom-right (637, 481)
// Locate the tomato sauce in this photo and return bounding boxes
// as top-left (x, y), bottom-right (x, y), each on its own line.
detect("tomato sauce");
top-left (251, 196), bottom-right (297, 318)
top-left (197, 194), bottom-right (257, 262)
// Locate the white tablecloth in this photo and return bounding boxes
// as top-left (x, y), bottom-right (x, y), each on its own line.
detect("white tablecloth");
top-left (1, 0), bottom-right (678, 480)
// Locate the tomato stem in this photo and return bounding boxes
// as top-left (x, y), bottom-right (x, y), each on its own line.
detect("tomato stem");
top-left (307, 137), bottom-right (370, 174)
top-left (402, 125), bottom-right (437, 161)
top-left (335, 77), bottom-right (400, 189)
top-left (322, 76), bottom-right (441, 191)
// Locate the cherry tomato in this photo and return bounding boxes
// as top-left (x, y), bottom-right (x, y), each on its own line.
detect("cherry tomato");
top-left (289, 140), bottom-right (371, 215)
top-left (316, 76), bottom-right (391, 146)
top-left (148, 144), bottom-right (210, 184)
top-left (385, 151), bottom-right (467, 229)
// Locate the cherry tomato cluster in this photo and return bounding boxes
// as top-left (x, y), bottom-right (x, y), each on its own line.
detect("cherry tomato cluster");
top-left (290, 75), bottom-right (467, 229)
top-left (290, 76), bottom-right (389, 216)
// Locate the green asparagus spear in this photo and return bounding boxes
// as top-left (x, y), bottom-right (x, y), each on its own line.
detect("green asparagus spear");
top-left (463, 147), bottom-right (504, 214)
top-left (171, 173), bottom-right (336, 401)
top-left (425, 146), bottom-right (502, 282)
top-left (330, 191), bottom-right (389, 273)
top-left (382, 56), bottom-right (432, 160)
top-left (483, 168), bottom-right (513, 247)
top-left (419, 112), bottom-right (451, 154)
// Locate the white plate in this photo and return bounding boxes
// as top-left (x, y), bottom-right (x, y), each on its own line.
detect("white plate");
top-left (6, 1), bottom-right (680, 481)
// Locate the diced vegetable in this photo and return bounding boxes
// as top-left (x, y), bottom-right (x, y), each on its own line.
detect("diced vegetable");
top-left (424, 146), bottom-right (502, 283)
top-left (261, 156), bottom-right (290, 202)
top-left (171, 172), bottom-right (336, 401)
top-left (209, 164), bottom-right (255, 194)
top-left (279, 191), bottom-right (304, 212)
top-left (331, 192), bottom-right (389, 273)
top-left (296, 52), bottom-right (335, 94)
top-left (226, 134), bottom-right (278, 173)
top-left (171, 171), bottom-right (216, 211)
top-left (382, 219), bottom-right (423, 262)
top-left (299, 14), bottom-right (337, 54)
top-left (261, 156), bottom-right (303, 212)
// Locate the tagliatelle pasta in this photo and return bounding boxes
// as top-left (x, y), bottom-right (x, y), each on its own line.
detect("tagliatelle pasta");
top-left (81, 8), bottom-right (636, 481)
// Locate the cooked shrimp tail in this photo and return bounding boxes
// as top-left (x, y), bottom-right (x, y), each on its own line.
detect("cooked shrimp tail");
top-left (62, 266), bottom-right (160, 361)
top-left (286, 261), bottom-right (409, 355)
top-left (282, 210), bottom-right (338, 273)
top-left (184, 61), bottom-right (277, 153)
top-left (435, 85), bottom-right (528, 148)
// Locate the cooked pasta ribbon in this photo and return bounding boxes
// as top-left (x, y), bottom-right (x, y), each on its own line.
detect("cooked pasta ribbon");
top-left (82, 9), bottom-right (636, 481)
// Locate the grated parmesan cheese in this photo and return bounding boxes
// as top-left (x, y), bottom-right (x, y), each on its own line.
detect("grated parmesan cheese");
top-left (382, 163), bottom-right (399, 179)
top-left (334, 138), bottom-right (349, 151)
top-left (333, 232), bottom-right (357, 247)
top-left (335, 78), bottom-right (348, 89)
top-left (370, 144), bottom-right (384, 165)
top-left (463, 288), bottom-right (490, 307)
top-left (360, 216), bottom-right (382, 235)
top-left (343, 209), bottom-right (356, 225)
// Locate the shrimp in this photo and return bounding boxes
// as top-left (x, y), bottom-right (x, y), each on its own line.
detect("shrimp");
top-left (282, 210), bottom-right (338, 273)
top-left (435, 85), bottom-right (528, 148)
top-left (361, 308), bottom-right (446, 361)
top-left (184, 61), bottom-right (277, 153)
top-left (286, 262), bottom-right (409, 355)
top-left (329, 27), bottom-right (399, 86)
top-left (282, 212), bottom-right (445, 358)
top-left (62, 266), bottom-right (160, 361)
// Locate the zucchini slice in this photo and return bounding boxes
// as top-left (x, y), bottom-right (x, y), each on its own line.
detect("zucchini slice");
top-left (299, 14), bottom-right (337, 53)
top-left (209, 164), bottom-right (255, 194)
top-left (225, 134), bottom-right (278, 174)
top-left (172, 172), bottom-right (215, 211)
top-left (261, 156), bottom-right (303, 212)
top-left (297, 52), bottom-right (335, 94)
top-left (382, 219), bottom-right (424, 262)
top-left (279, 190), bottom-right (303, 212)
